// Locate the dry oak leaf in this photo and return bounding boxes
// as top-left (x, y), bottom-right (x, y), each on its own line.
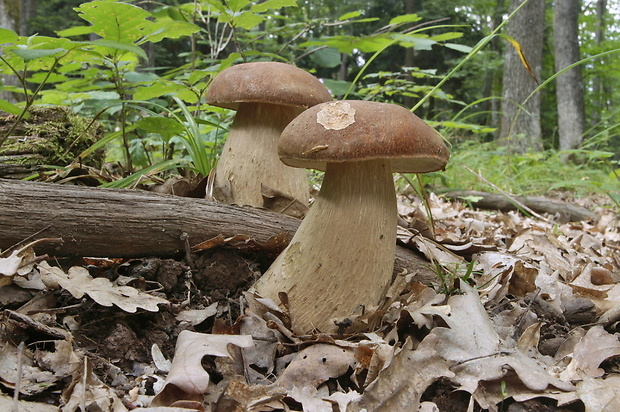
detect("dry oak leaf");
top-left (431, 281), bottom-right (574, 395)
top-left (576, 375), bottom-right (620, 412)
top-left (560, 325), bottom-right (620, 381)
top-left (349, 335), bottom-right (454, 411)
top-left (37, 261), bottom-right (168, 312)
top-left (152, 331), bottom-right (253, 406)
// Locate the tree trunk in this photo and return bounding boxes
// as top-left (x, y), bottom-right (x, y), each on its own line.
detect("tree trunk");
top-left (497, 0), bottom-right (545, 153)
top-left (0, 179), bottom-right (436, 282)
top-left (554, 0), bottom-right (585, 151)
top-left (403, 0), bottom-right (416, 109)
top-left (590, 0), bottom-right (607, 128)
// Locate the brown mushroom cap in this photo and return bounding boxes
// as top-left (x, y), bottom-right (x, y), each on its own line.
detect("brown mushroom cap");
top-left (278, 100), bottom-right (450, 173)
top-left (205, 62), bottom-right (333, 111)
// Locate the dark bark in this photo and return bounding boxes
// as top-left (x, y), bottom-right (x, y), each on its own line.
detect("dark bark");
top-left (0, 179), bottom-right (437, 283)
top-left (497, 0), bottom-right (545, 152)
top-left (554, 0), bottom-right (585, 151)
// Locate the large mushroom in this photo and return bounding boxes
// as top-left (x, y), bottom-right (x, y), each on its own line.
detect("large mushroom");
top-left (251, 100), bottom-right (450, 333)
top-left (206, 62), bottom-right (332, 213)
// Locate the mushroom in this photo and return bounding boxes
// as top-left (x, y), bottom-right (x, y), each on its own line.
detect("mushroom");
top-left (206, 62), bottom-right (332, 213)
top-left (251, 100), bottom-right (450, 333)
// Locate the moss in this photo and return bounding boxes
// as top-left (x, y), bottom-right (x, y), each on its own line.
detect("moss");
top-left (0, 106), bottom-right (105, 170)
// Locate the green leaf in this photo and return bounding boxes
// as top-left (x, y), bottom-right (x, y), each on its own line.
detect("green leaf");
top-left (397, 35), bottom-right (436, 50)
top-left (389, 14), bottom-right (421, 25)
top-left (321, 79), bottom-right (353, 97)
top-left (252, 0), bottom-right (297, 13)
top-left (76, 1), bottom-right (152, 43)
top-left (12, 47), bottom-right (66, 61)
top-left (430, 32), bottom-right (463, 42)
top-left (0, 99), bottom-right (22, 115)
top-left (133, 80), bottom-right (187, 101)
top-left (338, 11), bottom-right (362, 21)
top-left (230, 11), bottom-right (265, 30)
top-left (88, 39), bottom-right (148, 60)
top-left (444, 43), bottom-right (473, 53)
top-left (141, 21), bottom-right (200, 43)
top-left (309, 47), bottom-right (341, 68)
top-left (226, 0), bottom-right (251, 12)
top-left (0, 28), bottom-right (19, 44)
top-left (56, 25), bottom-right (94, 37)
top-left (135, 117), bottom-right (185, 139)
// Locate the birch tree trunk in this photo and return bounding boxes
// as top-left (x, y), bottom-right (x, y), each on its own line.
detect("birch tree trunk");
top-left (497, 0), bottom-right (545, 153)
top-left (554, 0), bottom-right (586, 151)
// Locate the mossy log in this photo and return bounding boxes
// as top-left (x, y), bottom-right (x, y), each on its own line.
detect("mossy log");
top-left (0, 106), bottom-right (104, 177)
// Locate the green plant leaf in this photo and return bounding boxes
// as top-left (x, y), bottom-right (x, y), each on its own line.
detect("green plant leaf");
top-left (12, 47), bottom-right (66, 61)
top-left (252, 0), bottom-right (297, 13)
top-left (0, 99), bottom-right (22, 115)
top-left (226, 0), bottom-right (251, 12)
top-left (309, 47), bottom-right (341, 68)
top-left (56, 25), bottom-right (94, 37)
top-left (76, 1), bottom-right (152, 43)
top-left (88, 39), bottom-right (148, 60)
top-left (322, 79), bottom-right (353, 97)
top-left (231, 11), bottom-right (265, 30)
top-left (135, 117), bottom-right (185, 139)
top-left (0, 28), bottom-right (18, 44)
top-left (141, 21), bottom-right (200, 43)
top-left (445, 43), bottom-right (473, 53)
top-left (338, 11), bottom-right (362, 21)
top-left (389, 14), bottom-right (421, 25)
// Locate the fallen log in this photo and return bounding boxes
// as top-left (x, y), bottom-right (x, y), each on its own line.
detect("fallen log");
top-left (0, 179), bottom-right (437, 283)
top-left (442, 190), bottom-right (597, 222)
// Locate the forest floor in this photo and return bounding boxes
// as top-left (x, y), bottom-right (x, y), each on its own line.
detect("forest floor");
top-left (1, 187), bottom-right (619, 412)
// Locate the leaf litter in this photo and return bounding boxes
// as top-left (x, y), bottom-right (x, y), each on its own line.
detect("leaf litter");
top-left (1, 193), bottom-right (620, 411)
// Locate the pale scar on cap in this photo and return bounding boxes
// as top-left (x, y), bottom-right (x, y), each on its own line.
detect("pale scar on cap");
top-left (316, 101), bottom-right (356, 130)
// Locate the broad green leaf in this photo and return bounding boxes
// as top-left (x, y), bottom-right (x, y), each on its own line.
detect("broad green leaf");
top-left (230, 11), bottom-right (265, 30)
top-left (27, 72), bottom-right (68, 84)
top-left (0, 99), bottom-right (22, 115)
top-left (445, 43), bottom-right (473, 53)
top-left (396, 34), bottom-right (436, 50)
top-left (141, 21), bottom-right (200, 43)
top-left (135, 117), bottom-right (185, 139)
top-left (430, 32), bottom-right (463, 42)
top-left (133, 80), bottom-right (187, 101)
top-left (76, 1), bottom-right (152, 43)
top-left (12, 47), bottom-right (66, 61)
top-left (338, 11), bottom-right (362, 21)
top-left (309, 47), bottom-right (341, 68)
top-left (389, 14), bottom-right (421, 26)
top-left (252, 0), bottom-right (297, 13)
top-left (226, 0), bottom-right (251, 12)
top-left (124, 71), bottom-right (158, 83)
top-left (321, 79), bottom-right (353, 97)
top-left (57, 25), bottom-right (94, 37)
top-left (0, 28), bottom-right (18, 44)
top-left (88, 39), bottom-right (148, 60)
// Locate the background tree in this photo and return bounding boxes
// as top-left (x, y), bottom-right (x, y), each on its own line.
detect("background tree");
top-left (497, 0), bottom-right (545, 152)
top-left (554, 0), bottom-right (585, 151)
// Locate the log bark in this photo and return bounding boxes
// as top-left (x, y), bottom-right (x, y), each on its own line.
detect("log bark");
top-left (442, 190), bottom-right (596, 222)
top-left (0, 179), bottom-right (436, 283)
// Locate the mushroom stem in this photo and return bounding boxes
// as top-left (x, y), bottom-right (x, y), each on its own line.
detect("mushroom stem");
top-left (213, 102), bottom-right (310, 208)
top-left (252, 159), bottom-right (397, 333)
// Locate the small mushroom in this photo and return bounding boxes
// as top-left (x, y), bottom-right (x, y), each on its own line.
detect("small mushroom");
top-left (252, 100), bottom-right (450, 333)
top-left (206, 62), bottom-right (332, 212)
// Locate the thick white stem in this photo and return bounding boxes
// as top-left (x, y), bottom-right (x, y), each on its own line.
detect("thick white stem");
top-left (214, 102), bottom-right (309, 208)
top-left (252, 159), bottom-right (397, 332)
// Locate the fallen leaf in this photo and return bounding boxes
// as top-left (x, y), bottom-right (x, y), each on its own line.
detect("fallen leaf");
top-left (152, 331), bottom-right (253, 406)
top-left (277, 343), bottom-right (357, 390)
top-left (576, 375), bottom-right (620, 412)
top-left (37, 261), bottom-right (168, 313)
top-left (560, 325), bottom-right (620, 381)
